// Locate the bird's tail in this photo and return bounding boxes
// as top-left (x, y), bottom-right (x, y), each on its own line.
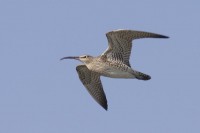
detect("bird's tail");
top-left (134, 71), bottom-right (151, 80)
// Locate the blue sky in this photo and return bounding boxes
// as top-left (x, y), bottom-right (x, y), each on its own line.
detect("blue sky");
top-left (0, 0), bottom-right (199, 133)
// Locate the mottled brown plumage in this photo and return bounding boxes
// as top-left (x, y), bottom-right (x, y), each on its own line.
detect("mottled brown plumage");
top-left (61, 29), bottom-right (169, 110)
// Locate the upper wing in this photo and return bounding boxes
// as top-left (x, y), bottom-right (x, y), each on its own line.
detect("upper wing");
top-left (76, 65), bottom-right (108, 110)
top-left (101, 29), bottom-right (169, 67)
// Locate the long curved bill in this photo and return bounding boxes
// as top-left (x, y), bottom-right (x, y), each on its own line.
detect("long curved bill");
top-left (60, 56), bottom-right (79, 60)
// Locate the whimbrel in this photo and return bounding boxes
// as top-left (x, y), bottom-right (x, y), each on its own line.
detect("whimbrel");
top-left (61, 29), bottom-right (169, 110)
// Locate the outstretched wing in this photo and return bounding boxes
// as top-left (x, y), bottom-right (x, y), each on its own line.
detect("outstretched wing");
top-left (101, 29), bottom-right (169, 67)
top-left (76, 65), bottom-right (108, 110)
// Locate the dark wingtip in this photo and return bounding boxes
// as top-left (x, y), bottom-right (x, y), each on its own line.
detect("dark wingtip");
top-left (158, 34), bottom-right (169, 38)
top-left (101, 102), bottom-right (108, 111)
top-left (103, 105), bottom-right (108, 111)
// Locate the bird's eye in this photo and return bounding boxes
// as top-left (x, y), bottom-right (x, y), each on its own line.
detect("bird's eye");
top-left (84, 55), bottom-right (87, 58)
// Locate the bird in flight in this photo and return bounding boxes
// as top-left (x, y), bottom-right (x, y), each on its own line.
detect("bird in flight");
top-left (61, 29), bottom-right (169, 110)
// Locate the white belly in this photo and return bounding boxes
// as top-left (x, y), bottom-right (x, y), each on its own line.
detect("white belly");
top-left (100, 68), bottom-right (136, 79)
top-left (87, 62), bottom-right (136, 78)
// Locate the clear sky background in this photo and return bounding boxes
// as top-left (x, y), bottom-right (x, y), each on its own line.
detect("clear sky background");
top-left (0, 0), bottom-right (199, 133)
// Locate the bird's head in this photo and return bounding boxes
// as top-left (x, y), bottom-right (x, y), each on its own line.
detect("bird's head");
top-left (60, 55), bottom-right (93, 64)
